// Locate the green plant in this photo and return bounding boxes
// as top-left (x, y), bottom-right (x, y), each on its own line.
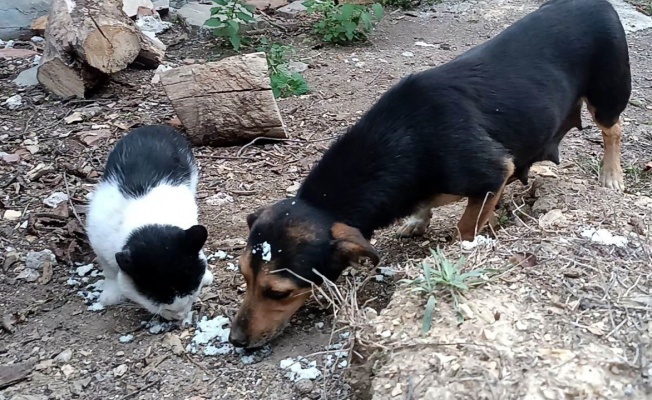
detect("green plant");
top-left (205, 0), bottom-right (256, 51)
top-left (259, 42), bottom-right (310, 98)
top-left (399, 248), bottom-right (496, 333)
top-left (303, 0), bottom-right (384, 44)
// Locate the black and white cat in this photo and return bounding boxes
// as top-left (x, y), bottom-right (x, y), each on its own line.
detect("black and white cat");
top-left (86, 125), bottom-right (213, 320)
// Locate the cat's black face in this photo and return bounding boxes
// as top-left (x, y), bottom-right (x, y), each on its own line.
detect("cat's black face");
top-left (114, 224), bottom-right (213, 320)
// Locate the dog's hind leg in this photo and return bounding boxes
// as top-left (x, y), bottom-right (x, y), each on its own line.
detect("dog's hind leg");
top-left (396, 194), bottom-right (463, 237)
top-left (583, 40), bottom-right (631, 192)
top-left (457, 158), bottom-right (515, 242)
top-left (586, 101), bottom-right (626, 191)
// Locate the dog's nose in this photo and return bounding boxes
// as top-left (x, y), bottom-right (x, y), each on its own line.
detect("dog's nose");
top-left (229, 328), bottom-right (249, 348)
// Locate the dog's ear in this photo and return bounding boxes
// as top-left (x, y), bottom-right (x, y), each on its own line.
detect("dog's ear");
top-left (246, 207), bottom-right (266, 229)
top-left (331, 223), bottom-right (380, 267)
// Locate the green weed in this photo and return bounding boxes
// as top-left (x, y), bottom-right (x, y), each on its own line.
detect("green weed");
top-left (259, 42), bottom-right (310, 98)
top-left (303, 0), bottom-right (384, 44)
top-left (205, 0), bottom-right (256, 51)
top-left (398, 248), bottom-right (498, 333)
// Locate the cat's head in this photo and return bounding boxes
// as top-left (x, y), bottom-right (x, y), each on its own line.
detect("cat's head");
top-left (114, 224), bottom-right (213, 321)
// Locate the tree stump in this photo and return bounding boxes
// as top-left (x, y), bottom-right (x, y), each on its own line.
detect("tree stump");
top-left (160, 52), bottom-right (288, 146)
top-left (37, 0), bottom-right (165, 98)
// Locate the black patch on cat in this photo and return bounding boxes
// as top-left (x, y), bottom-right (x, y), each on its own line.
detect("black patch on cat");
top-left (116, 224), bottom-right (208, 305)
top-left (103, 125), bottom-right (196, 198)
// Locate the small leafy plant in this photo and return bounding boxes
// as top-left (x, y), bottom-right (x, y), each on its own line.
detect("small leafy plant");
top-left (399, 248), bottom-right (494, 333)
top-left (259, 42), bottom-right (310, 98)
top-left (303, 0), bottom-right (384, 44)
top-left (205, 0), bottom-right (256, 51)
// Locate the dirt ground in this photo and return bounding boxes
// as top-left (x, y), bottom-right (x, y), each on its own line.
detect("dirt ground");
top-left (0, 0), bottom-right (651, 399)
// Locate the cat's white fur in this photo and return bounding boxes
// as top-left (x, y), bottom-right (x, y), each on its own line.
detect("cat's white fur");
top-left (86, 171), bottom-right (213, 321)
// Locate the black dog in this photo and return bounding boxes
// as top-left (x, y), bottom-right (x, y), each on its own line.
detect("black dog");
top-left (229, 0), bottom-right (631, 348)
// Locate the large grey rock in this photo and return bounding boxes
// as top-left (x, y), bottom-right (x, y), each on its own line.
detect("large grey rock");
top-left (0, 0), bottom-right (51, 40)
top-left (276, 1), bottom-right (307, 19)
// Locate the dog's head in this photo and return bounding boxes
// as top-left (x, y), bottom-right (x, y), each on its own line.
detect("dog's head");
top-left (228, 198), bottom-right (379, 348)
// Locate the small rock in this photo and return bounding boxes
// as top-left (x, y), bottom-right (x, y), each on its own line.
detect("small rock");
top-left (3, 209), bottom-right (22, 220)
top-left (414, 41), bottom-right (435, 47)
top-left (35, 359), bottom-right (54, 370)
top-left (26, 249), bottom-right (56, 270)
top-left (16, 268), bottom-right (40, 282)
top-left (64, 112), bottom-right (84, 124)
top-left (43, 192), bottom-right (69, 208)
top-left (162, 333), bottom-right (185, 355)
top-left (61, 364), bottom-right (75, 377)
top-left (206, 192), bottom-right (234, 206)
top-left (295, 379), bottom-right (314, 394)
top-left (54, 349), bottom-right (73, 364)
top-left (119, 334), bottom-right (134, 343)
top-left (1, 152), bottom-right (20, 163)
top-left (31, 36), bottom-right (45, 43)
top-left (136, 13), bottom-right (172, 34)
top-left (401, 51), bottom-right (414, 57)
top-left (286, 182), bottom-right (300, 195)
top-left (13, 65), bottom-right (40, 87)
top-left (531, 194), bottom-right (556, 215)
top-left (4, 94), bottom-right (23, 110)
top-left (287, 61), bottom-right (308, 73)
top-left (113, 364), bottom-right (128, 377)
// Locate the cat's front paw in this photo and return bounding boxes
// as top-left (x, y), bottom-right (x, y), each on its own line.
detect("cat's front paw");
top-left (99, 281), bottom-right (123, 306)
top-left (202, 268), bottom-right (214, 286)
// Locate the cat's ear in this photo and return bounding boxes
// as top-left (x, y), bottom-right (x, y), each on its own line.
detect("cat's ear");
top-left (185, 225), bottom-right (208, 253)
top-left (246, 207), bottom-right (266, 229)
top-left (115, 250), bottom-right (133, 274)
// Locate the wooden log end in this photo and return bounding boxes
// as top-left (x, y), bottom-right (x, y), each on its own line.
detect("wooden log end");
top-left (83, 26), bottom-right (142, 73)
top-left (37, 58), bottom-right (106, 99)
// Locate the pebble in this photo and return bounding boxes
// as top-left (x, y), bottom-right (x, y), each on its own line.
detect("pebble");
top-left (3, 209), bottom-right (22, 220)
top-left (4, 94), bottom-right (23, 110)
top-left (25, 249), bottom-right (56, 270)
top-left (43, 192), bottom-right (69, 208)
top-left (295, 379), bottom-right (314, 394)
top-left (54, 349), bottom-right (73, 364)
top-left (401, 51), bottom-right (414, 57)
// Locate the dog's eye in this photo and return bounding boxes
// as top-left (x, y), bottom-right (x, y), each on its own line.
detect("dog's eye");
top-left (263, 289), bottom-right (292, 300)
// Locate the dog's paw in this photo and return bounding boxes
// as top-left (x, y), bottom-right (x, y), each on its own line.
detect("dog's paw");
top-left (599, 167), bottom-right (625, 192)
top-left (396, 217), bottom-right (429, 237)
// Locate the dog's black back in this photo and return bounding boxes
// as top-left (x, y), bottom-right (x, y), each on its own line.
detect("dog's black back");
top-left (299, 0), bottom-right (630, 235)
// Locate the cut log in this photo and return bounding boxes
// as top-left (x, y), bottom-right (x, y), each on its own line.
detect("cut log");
top-left (37, 0), bottom-right (164, 98)
top-left (160, 52), bottom-right (288, 146)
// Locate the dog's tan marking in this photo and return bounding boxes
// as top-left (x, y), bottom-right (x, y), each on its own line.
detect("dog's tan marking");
top-left (331, 223), bottom-right (380, 265)
top-left (396, 194), bottom-right (464, 237)
top-left (237, 272), bottom-right (310, 348)
top-left (585, 100), bottom-right (624, 191)
top-left (238, 252), bottom-right (254, 285)
top-left (456, 159), bottom-right (514, 241)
